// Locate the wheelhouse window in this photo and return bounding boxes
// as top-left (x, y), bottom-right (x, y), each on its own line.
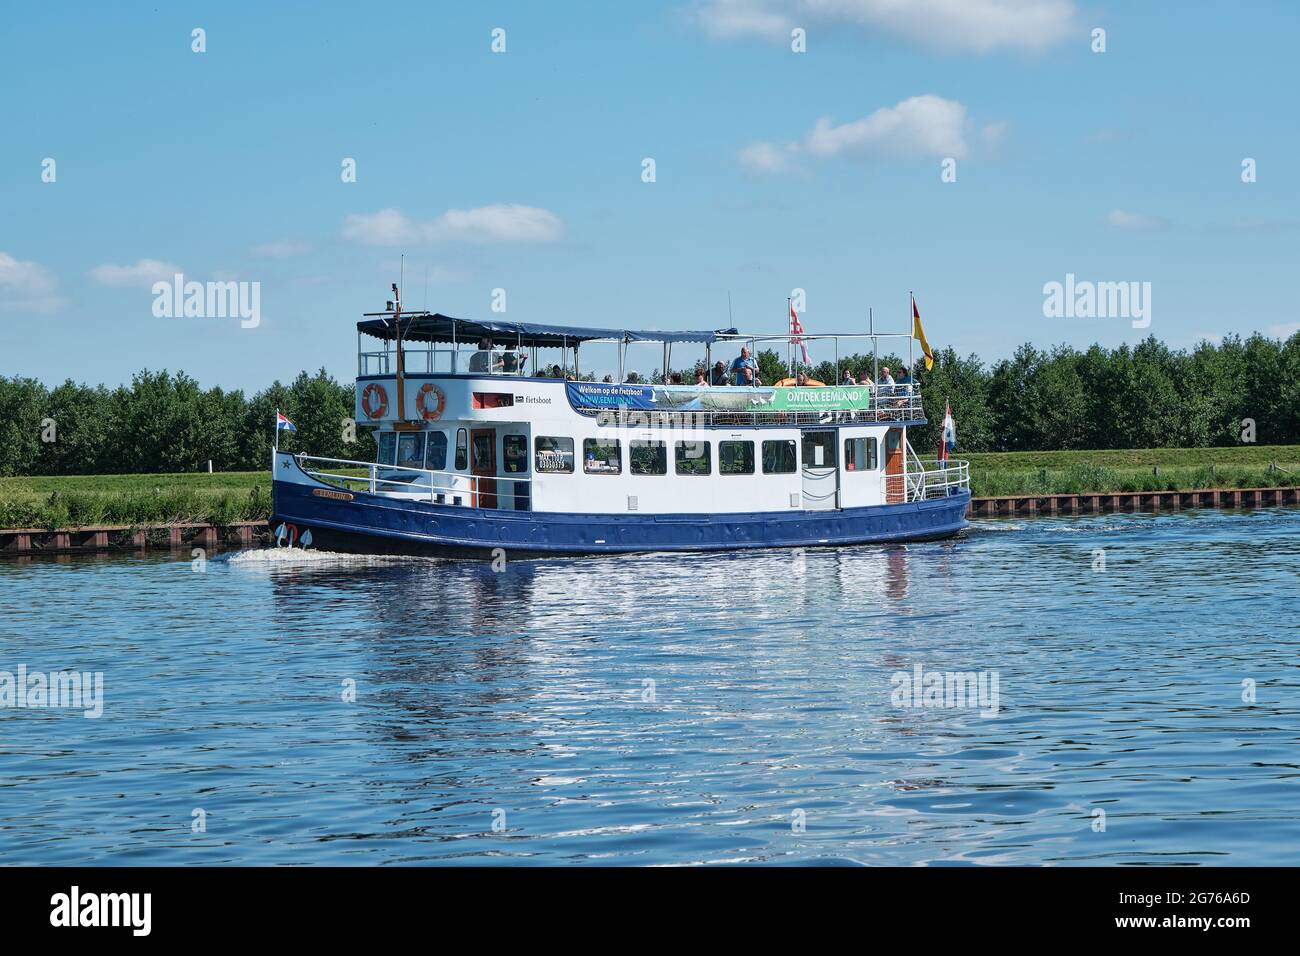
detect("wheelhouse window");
top-left (535, 436), bottom-right (574, 473)
top-left (719, 440), bottom-right (754, 475)
top-left (674, 440), bottom-right (711, 475)
top-left (802, 431), bottom-right (837, 468)
top-left (396, 432), bottom-right (425, 471)
top-left (844, 436), bottom-right (878, 472)
top-left (503, 434), bottom-right (528, 473)
top-left (376, 431), bottom-right (396, 466)
top-left (455, 428), bottom-right (468, 470)
top-left (762, 439), bottom-right (797, 474)
top-left (583, 438), bottom-right (621, 474)
top-left (425, 431), bottom-right (448, 471)
top-left (630, 440), bottom-right (667, 475)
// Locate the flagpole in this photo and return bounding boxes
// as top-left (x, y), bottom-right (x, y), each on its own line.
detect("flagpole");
top-left (908, 290), bottom-right (914, 372)
top-left (274, 406), bottom-right (279, 452)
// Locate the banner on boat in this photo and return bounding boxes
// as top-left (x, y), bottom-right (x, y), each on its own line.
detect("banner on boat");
top-left (566, 382), bottom-right (659, 410)
top-left (566, 381), bottom-right (882, 413)
top-left (765, 386), bottom-right (877, 411)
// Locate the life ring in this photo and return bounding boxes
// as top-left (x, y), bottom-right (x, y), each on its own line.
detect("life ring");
top-left (416, 382), bottom-right (446, 421)
top-left (361, 382), bottom-right (388, 419)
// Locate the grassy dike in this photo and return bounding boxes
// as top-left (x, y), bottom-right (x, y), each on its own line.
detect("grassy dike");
top-left (1, 445), bottom-right (1298, 529)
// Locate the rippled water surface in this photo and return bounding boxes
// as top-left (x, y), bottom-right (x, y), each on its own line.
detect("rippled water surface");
top-left (2, 509), bottom-right (1298, 865)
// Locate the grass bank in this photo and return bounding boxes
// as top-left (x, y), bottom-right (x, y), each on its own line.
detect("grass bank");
top-left (0, 472), bottom-right (271, 530)
top-left (2, 445), bottom-right (1298, 528)
top-left (966, 445), bottom-right (1300, 497)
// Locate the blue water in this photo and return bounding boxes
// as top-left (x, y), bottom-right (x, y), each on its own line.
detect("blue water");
top-left (2, 508), bottom-right (1298, 865)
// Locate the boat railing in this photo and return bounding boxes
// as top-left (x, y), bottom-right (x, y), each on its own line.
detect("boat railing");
top-left (294, 453), bottom-right (531, 506)
top-left (359, 348), bottom-right (530, 377)
top-left (585, 388), bottom-right (924, 427)
top-left (887, 458), bottom-right (970, 502)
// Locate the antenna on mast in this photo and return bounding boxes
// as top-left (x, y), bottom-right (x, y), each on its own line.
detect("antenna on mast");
top-left (727, 291), bottom-right (734, 327)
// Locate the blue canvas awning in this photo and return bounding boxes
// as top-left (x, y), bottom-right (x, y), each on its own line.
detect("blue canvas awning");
top-left (356, 312), bottom-right (737, 348)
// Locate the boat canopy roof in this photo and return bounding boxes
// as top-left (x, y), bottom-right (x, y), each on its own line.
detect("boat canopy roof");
top-left (357, 312), bottom-right (738, 348)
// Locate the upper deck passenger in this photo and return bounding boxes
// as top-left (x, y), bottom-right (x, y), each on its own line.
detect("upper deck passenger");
top-left (731, 346), bottom-right (761, 387)
top-left (709, 361), bottom-right (729, 386)
top-left (469, 337), bottom-right (504, 374)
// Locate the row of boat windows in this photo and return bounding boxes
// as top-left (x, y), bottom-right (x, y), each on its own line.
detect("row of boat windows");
top-left (378, 430), bottom-right (886, 476)
top-left (534, 433), bottom-right (881, 476)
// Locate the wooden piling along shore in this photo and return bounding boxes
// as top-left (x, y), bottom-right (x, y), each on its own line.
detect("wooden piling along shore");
top-left (0, 521), bottom-right (270, 555)
top-left (966, 485), bottom-right (1300, 517)
top-left (0, 487), bottom-right (1296, 554)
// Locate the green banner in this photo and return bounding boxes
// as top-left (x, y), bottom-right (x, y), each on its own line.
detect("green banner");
top-left (764, 386), bottom-right (876, 411)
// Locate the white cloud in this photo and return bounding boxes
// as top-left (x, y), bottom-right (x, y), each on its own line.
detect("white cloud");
top-left (697, 0), bottom-right (1076, 53)
top-left (738, 141), bottom-right (799, 174)
top-left (88, 258), bottom-right (182, 287)
top-left (250, 240), bottom-right (312, 258)
top-left (0, 251), bottom-right (59, 312)
top-left (1267, 322), bottom-right (1300, 340)
top-left (343, 204), bottom-right (565, 246)
top-left (1106, 209), bottom-right (1167, 230)
top-left (739, 94), bottom-right (995, 173)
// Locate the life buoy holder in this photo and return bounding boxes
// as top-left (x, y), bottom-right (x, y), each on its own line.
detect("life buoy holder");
top-left (416, 382), bottom-right (446, 421)
top-left (361, 382), bottom-right (388, 419)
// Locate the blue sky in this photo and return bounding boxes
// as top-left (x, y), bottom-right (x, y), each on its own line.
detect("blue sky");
top-left (2, 0), bottom-right (1297, 390)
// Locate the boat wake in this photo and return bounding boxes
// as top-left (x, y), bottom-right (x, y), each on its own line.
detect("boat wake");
top-left (223, 548), bottom-right (440, 568)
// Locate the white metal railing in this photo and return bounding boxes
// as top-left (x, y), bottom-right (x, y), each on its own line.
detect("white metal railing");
top-left (358, 348), bottom-right (530, 377)
top-left (294, 453), bottom-right (531, 506)
top-left (885, 458), bottom-right (970, 502)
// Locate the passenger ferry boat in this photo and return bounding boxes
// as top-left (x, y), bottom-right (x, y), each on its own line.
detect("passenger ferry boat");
top-left (270, 292), bottom-right (970, 557)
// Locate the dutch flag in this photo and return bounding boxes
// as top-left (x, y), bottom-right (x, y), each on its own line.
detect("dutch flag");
top-left (939, 401), bottom-right (956, 464)
top-left (276, 410), bottom-right (296, 432)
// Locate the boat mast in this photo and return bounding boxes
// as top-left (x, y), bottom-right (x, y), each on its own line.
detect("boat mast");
top-left (392, 281), bottom-right (406, 421)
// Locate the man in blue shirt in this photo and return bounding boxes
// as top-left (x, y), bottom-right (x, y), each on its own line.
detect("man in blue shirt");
top-left (730, 346), bottom-right (761, 386)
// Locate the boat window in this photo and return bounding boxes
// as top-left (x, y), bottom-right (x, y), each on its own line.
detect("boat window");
top-left (397, 432), bottom-right (425, 471)
top-left (674, 440), bottom-right (711, 476)
top-left (719, 440), bottom-right (755, 475)
top-left (376, 431), bottom-right (396, 466)
top-left (802, 431), bottom-right (837, 468)
top-left (503, 434), bottom-right (528, 473)
top-left (762, 439), bottom-right (797, 474)
top-left (630, 440), bottom-right (667, 476)
top-left (425, 431), bottom-right (448, 471)
top-left (535, 436), bottom-right (575, 473)
top-left (455, 429), bottom-right (468, 470)
top-left (583, 438), bottom-right (621, 475)
top-left (844, 436), bottom-right (878, 472)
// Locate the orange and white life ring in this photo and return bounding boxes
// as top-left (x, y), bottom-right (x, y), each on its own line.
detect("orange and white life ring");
top-left (361, 382), bottom-right (388, 419)
top-left (416, 382), bottom-right (446, 421)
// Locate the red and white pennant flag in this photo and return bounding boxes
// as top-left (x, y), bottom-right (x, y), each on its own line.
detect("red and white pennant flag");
top-left (789, 302), bottom-right (810, 365)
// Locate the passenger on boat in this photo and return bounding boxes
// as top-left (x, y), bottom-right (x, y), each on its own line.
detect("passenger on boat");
top-left (550, 364), bottom-right (565, 378)
top-left (879, 366), bottom-right (896, 396)
top-left (469, 337), bottom-right (504, 373)
top-left (669, 371), bottom-right (683, 384)
top-left (625, 370), bottom-right (641, 384)
top-left (842, 370), bottom-right (856, 385)
top-left (731, 346), bottom-right (761, 386)
top-left (602, 374), bottom-right (614, 383)
top-left (795, 372), bottom-right (809, 386)
top-left (709, 361), bottom-right (729, 386)
top-left (695, 367), bottom-right (708, 386)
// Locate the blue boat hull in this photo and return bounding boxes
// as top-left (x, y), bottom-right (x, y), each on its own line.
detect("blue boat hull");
top-left (271, 479), bottom-right (970, 558)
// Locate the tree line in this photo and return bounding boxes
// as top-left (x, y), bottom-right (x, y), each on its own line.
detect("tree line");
top-left (1, 331), bottom-right (1296, 476)
top-left (0, 369), bottom-right (372, 477)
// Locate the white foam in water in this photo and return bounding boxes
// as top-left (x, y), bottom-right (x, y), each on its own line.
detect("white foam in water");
top-left (965, 520), bottom-right (1025, 533)
top-left (225, 548), bottom-right (441, 568)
